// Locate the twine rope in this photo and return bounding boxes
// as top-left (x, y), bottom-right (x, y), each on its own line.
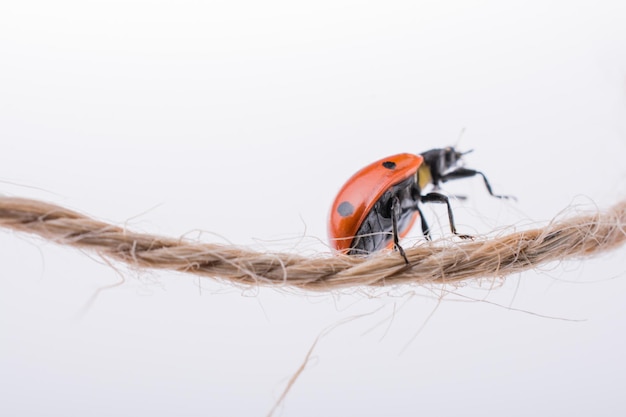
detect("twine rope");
top-left (1, 197), bottom-right (625, 290)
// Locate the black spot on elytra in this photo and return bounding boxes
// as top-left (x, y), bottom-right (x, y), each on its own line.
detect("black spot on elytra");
top-left (382, 161), bottom-right (396, 170)
top-left (337, 201), bottom-right (354, 217)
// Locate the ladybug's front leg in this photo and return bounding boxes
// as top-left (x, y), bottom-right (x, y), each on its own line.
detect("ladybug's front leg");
top-left (440, 168), bottom-right (515, 200)
top-left (391, 196), bottom-right (410, 264)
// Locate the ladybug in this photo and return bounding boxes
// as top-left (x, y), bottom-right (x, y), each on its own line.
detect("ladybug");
top-left (328, 147), bottom-right (513, 263)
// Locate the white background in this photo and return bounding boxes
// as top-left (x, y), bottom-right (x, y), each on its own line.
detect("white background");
top-left (1, 1), bottom-right (626, 416)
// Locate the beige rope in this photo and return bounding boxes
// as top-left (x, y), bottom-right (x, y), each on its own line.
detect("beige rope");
top-left (1, 196), bottom-right (625, 290)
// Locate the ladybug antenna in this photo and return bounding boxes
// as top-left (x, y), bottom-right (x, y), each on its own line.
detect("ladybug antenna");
top-left (454, 127), bottom-right (466, 148)
top-left (461, 149), bottom-right (474, 156)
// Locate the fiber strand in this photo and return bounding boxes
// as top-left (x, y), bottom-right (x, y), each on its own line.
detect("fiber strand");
top-left (1, 197), bottom-right (625, 290)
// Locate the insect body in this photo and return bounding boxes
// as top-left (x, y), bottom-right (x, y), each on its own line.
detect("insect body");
top-left (328, 147), bottom-right (512, 263)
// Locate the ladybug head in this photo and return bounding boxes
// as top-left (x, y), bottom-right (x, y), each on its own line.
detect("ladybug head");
top-left (421, 146), bottom-right (473, 183)
top-left (441, 147), bottom-right (461, 170)
top-left (438, 146), bottom-right (473, 172)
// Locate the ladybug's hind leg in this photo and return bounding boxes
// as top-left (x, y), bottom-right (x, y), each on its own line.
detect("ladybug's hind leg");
top-left (391, 196), bottom-right (410, 264)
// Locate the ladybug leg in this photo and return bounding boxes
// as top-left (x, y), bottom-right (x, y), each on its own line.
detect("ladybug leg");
top-left (440, 168), bottom-right (516, 200)
top-left (391, 196), bottom-right (410, 264)
top-left (420, 192), bottom-right (472, 239)
top-left (433, 185), bottom-right (467, 200)
top-left (415, 204), bottom-right (431, 240)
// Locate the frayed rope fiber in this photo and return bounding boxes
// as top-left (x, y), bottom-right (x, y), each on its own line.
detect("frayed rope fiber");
top-left (1, 197), bottom-right (626, 290)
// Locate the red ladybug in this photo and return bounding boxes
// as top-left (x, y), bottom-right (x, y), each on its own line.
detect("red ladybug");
top-left (328, 147), bottom-right (512, 263)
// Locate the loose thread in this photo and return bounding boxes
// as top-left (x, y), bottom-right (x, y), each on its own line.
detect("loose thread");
top-left (1, 196), bottom-right (625, 290)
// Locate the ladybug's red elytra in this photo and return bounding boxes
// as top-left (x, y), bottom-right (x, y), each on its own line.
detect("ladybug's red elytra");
top-left (328, 147), bottom-right (513, 263)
